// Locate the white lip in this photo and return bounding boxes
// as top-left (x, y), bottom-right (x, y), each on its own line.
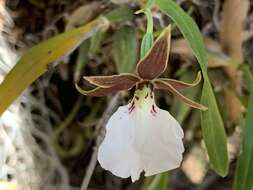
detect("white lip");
top-left (97, 86), bottom-right (184, 182)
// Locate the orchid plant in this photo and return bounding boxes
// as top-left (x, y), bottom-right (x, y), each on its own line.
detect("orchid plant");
top-left (76, 25), bottom-right (207, 182)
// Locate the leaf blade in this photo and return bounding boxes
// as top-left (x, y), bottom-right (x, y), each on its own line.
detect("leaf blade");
top-left (0, 17), bottom-right (109, 115)
top-left (233, 69), bottom-right (253, 190)
top-left (112, 25), bottom-right (137, 73)
top-left (155, 0), bottom-right (229, 176)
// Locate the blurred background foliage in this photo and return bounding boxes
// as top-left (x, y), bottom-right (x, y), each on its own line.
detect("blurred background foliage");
top-left (1, 0), bottom-right (253, 189)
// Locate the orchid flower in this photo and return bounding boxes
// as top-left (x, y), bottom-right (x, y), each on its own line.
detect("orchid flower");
top-left (76, 25), bottom-right (207, 182)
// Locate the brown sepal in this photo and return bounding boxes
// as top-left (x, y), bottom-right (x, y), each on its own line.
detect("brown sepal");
top-left (75, 78), bottom-right (137, 97)
top-left (153, 79), bottom-right (207, 110)
top-left (158, 71), bottom-right (202, 91)
top-left (83, 73), bottom-right (140, 88)
top-left (136, 25), bottom-right (171, 80)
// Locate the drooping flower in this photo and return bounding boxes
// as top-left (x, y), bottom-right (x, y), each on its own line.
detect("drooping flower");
top-left (76, 25), bottom-right (207, 182)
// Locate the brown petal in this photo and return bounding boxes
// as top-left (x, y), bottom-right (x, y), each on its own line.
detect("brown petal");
top-left (158, 71), bottom-right (202, 91)
top-left (83, 73), bottom-right (140, 88)
top-left (136, 25), bottom-right (171, 80)
top-left (75, 81), bottom-right (136, 97)
top-left (153, 79), bottom-right (207, 110)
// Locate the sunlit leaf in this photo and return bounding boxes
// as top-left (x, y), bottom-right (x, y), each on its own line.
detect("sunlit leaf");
top-left (233, 68), bottom-right (253, 190)
top-left (155, 0), bottom-right (228, 176)
top-left (0, 17), bottom-right (109, 115)
top-left (0, 181), bottom-right (18, 190)
top-left (112, 25), bottom-right (137, 73)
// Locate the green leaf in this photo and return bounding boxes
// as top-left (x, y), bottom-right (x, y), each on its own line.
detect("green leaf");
top-left (89, 31), bottom-right (106, 55)
top-left (105, 5), bottom-right (134, 24)
top-left (233, 69), bottom-right (253, 190)
top-left (112, 26), bottom-right (137, 73)
top-left (0, 17), bottom-right (109, 115)
top-left (201, 80), bottom-right (228, 175)
top-left (155, 0), bottom-right (228, 176)
top-left (155, 0), bottom-right (207, 72)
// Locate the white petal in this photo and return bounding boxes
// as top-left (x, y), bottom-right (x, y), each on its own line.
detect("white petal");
top-left (97, 105), bottom-right (143, 182)
top-left (98, 85), bottom-right (184, 181)
top-left (132, 105), bottom-right (184, 176)
top-left (98, 101), bottom-right (184, 181)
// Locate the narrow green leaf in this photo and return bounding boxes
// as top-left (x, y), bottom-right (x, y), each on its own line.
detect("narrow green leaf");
top-left (233, 69), bottom-right (253, 190)
top-left (155, 0), bottom-right (228, 176)
top-left (0, 17), bottom-right (109, 115)
top-left (112, 26), bottom-right (137, 73)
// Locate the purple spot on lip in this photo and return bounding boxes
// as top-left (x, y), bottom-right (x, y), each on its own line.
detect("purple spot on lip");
top-left (128, 102), bottom-right (135, 114)
top-left (129, 106), bottom-right (135, 114)
top-left (152, 105), bottom-right (157, 113)
top-left (150, 105), bottom-right (157, 116)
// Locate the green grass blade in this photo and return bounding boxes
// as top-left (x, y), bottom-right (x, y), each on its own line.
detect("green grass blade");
top-left (233, 69), bottom-right (253, 190)
top-left (155, 0), bottom-right (228, 176)
top-left (0, 17), bottom-right (109, 115)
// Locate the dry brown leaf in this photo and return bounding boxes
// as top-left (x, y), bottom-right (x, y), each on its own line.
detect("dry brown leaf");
top-left (220, 0), bottom-right (249, 63)
top-left (65, 2), bottom-right (102, 31)
top-left (220, 0), bottom-right (249, 94)
top-left (224, 87), bottom-right (245, 124)
top-left (171, 38), bottom-right (192, 56)
top-left (171, 38), bottom-right (230, 68)
top-left (182, 146), bottom-right (207, 184)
